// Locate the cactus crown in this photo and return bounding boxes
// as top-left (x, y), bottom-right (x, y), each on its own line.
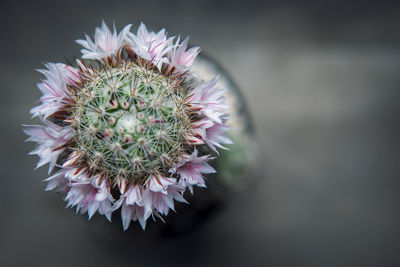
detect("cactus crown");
top-left (71, 61), bottom-right (191, 185)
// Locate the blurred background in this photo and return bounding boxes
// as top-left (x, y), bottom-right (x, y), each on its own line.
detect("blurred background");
top-left (1, 0), bottom-right (400, 266)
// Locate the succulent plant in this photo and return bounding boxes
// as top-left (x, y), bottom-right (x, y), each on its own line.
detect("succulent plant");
top-left (24, 22), bottom-right (231, 230)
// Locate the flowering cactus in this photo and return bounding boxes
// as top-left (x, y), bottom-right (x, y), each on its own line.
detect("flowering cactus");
top-left (24, 22), bottom-right (231, 230)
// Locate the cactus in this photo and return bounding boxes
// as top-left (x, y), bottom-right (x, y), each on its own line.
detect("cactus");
top-left (72, 62), bottom-right (191, 185)
top-left (24, 22), bottom-right (232, 230)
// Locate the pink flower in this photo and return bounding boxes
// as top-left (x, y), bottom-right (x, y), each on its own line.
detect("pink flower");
top-left (143, 183), bottom-right (186, 217)
top-left (114, 185), bottom-right (146, 230)
top-left (121, 203), bottom-right (147, 230)
top-left (65, 172), bottom-right (114, 220)
top-left (43, 169), bottom-right (70, 193)
top-left (64, 165), bottom-right (87, 181)
top-left (167, 36), bottom-right (200, 73)
top-left (31, 63), bottom-right (79, 118)
top-left (143, 175), bottom-right (186, 217)
top-left (192, 118), bottom-right (232, 153)
top-left (147, 173), bottom-right (176, 194)
top-left (76, 21), bottom-right (132, 60)
top-left (171, 149), bottom-right (215, 194)
top-left (187, 76), bottom-right (228, 124)
top-left (127, 23), bottom-right (173, 70)
top-left (23, 119), bottom-right (74, 173)
top-left (115, 175), bottom-right (187, 230)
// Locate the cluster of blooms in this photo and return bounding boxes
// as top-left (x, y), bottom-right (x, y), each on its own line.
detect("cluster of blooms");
top-left (24, 22), bottom-right (231, 230)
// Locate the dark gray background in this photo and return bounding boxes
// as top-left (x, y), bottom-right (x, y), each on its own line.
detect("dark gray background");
top-left (1, 0), bottom-right (400, 266)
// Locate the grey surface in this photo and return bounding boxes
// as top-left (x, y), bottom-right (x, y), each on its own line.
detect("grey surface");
top-left (1, 0), bottom-right (400, 266)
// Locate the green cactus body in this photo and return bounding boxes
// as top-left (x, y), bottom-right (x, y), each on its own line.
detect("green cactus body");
top-left (71, 62), bottom-right (191, 184)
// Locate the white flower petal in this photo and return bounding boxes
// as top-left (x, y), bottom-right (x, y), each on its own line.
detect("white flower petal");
top-left (76, 21), bottom-right (131, 60)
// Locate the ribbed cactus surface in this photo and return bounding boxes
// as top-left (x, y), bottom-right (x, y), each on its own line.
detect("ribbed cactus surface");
top-left (72, 63), bottom-right (191, 184)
